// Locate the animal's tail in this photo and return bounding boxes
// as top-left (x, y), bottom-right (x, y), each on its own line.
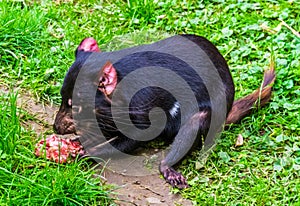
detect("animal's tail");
top-left (225, 59), bottom-right (276, 124)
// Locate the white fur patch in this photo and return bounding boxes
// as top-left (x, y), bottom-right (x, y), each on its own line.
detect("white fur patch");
top-left (169, 102), bottom-right (180, 118)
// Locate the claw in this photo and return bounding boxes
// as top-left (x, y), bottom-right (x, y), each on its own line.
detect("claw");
top-left (161, 167), bottom-right (189, 189)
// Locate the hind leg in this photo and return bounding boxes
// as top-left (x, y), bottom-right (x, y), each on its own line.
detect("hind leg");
top-left (160, 110), bottom-right (211, 189)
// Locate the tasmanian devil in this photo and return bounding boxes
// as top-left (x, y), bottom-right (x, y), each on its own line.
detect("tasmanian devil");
top-left (54, 34), bottom-right (275, 189)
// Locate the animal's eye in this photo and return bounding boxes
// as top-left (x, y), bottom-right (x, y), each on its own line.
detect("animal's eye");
top-left (68, 98), bottom-right (72, 107)
top-left (72, 105), bottom-right (82, 114)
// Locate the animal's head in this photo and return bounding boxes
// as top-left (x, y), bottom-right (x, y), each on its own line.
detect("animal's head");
top-left (53, 38), bottom-right (118, 135)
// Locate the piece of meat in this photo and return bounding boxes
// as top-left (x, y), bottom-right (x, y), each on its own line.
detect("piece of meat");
top-left (35, 134), bottom-right (85, 163)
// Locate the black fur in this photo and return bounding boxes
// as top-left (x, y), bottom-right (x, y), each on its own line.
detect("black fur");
top-left (54, 35), bottom-right (234, 188)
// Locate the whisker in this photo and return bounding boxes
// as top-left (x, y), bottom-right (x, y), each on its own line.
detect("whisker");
top-left (93, 136), bottom-right (118, 149)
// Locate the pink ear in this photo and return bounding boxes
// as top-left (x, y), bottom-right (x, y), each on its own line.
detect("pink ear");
top-left (98, 61), bottom-right (117, 96)
top-left (77, 37), bottom-right (101, 52)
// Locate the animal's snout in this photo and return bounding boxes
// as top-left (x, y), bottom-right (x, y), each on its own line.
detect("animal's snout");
top-left (53, 111), bottom-right (76, 135)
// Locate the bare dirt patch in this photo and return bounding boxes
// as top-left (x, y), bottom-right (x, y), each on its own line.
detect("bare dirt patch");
top-left (104, 170), bottom-right (191, 205)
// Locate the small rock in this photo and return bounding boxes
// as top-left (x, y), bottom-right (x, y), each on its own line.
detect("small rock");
top-left (146, 197), bottom-right (162, 204)
top-left (235, 134), bottom-right (244, 147)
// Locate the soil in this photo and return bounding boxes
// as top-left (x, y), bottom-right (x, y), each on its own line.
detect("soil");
top-left (2, 87), bottom-right (192, 206)
top-left (103, 171), bottom-right (191, 206)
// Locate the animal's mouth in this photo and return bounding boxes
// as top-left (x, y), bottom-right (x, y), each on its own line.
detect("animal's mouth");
top-left (54, 116), bottom-right (77, 135)
top-left (62, 123), bottom-right (77, 135)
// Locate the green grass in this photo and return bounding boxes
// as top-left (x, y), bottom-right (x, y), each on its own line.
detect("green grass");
top-left (0, 0), bottom-right (299, 205)
top-left (0, 92), bottom-right (113, 205)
